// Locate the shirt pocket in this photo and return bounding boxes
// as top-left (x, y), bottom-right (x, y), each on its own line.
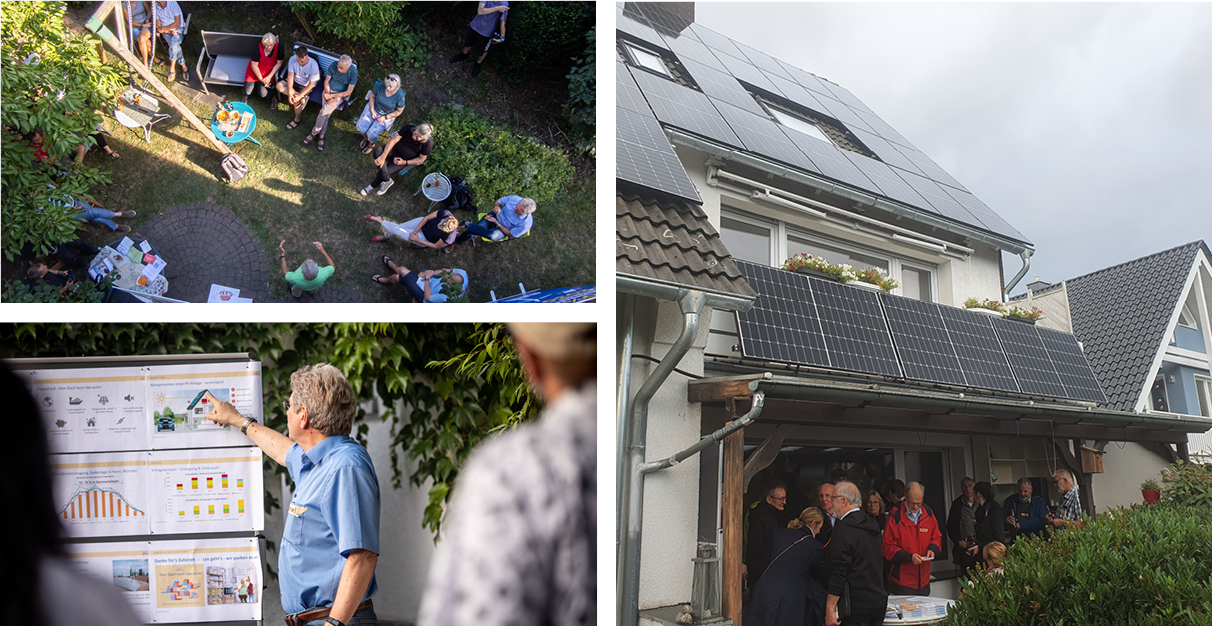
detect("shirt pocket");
top-left (285, 499), bottom-right (308, 544)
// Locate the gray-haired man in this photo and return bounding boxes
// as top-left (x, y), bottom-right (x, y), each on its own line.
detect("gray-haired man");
top-left (305, 54), bottom-right (358, 151)
top-left (280, 239), bottom-right (335, 298)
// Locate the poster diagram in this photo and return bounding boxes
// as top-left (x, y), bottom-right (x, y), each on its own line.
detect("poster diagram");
top-left (148, 447), bottom-right (265, 534)
top-left (18, 366), bottom-right (148, 453)
top-left (147, 362), bottom-right (263, 449)
top-left (52, 452), bottom-right (150, 538)
top-left (68, 538), bottom-right (263, 623)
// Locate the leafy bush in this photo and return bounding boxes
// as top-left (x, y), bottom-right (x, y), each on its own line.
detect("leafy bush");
top-left (2, 274), bottom-right (112, 303)
top-left (287, 1), bottom-right (432, 67)
top-left (424, 104), bottom-right (572, 205)
top-left (563, 26), bottom-right (595, 157)
top-left (492, 2), bottom-right (594, 80)
top-left (947, 504), bottom-right (1212, 625)
top-left (1161, 452), bottom-right (1212, 508)
top-left (1, 1), bottom-right (124, 261)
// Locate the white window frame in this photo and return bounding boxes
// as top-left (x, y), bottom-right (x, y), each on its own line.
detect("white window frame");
top-left (767, 105), bottom-right (834, 145)
top-left (623, 42), bottom-right (671, 78)
top-left (1196, 375), bottom-right (1212, 418)
top-left (1179, 302), bottom-right (1198, 330)
top-left (720, 206), bottom-right (939, 302)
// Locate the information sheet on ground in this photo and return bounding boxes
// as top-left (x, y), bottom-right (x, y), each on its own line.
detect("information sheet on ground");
top-left (19, 366), bottom-right (149, 453)
top-left (67, 537), bottom-right (263, 623)
top-left (146, 362), bottom-right (262, 449)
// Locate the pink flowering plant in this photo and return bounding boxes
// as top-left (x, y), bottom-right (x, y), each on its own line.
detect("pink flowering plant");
top-left (1006, 305), bottom-right (1043, 321)
top-left (782, 253), bottom-right (848, 281)
top-left (963, 297), bottom-right (1006, 313)
top-left (850, 267), bottom-right (899, 291)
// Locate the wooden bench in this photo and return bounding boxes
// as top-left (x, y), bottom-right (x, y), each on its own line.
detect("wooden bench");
top-left (281, 42), bottom-right (357, 111)
top-left (195, 31), bottom-right (264, 95)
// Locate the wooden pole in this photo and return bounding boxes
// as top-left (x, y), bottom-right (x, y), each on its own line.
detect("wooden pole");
top-left (85, 0), bottom-right (231, 155)
top-left (722, 398), bottom-right (745, 626)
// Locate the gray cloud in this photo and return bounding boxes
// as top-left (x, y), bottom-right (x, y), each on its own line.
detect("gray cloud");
top-left (694, 3), bottom-right (1212, 293)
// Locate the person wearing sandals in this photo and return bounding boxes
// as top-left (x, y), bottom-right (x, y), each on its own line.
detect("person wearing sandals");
top-left (455, 195), bottom-right (535, 243)
top-left (304, 54), bottom-right (358, 152)
top-left (243, 33), bottom-right (284, 104)
top-left (153, 1), bottom-right (189, 83)
top-left (275, 47), bottom-right (321, 130)
top-left (371, 258), bottom-right (467, 303)
top-left (125, 1), bottom-right (154, 70)
top-left (359, 123), bottom-right (432, 196)
top-left (363, 210), bottom-right (458, 252)
top-left (355, 75), bottom-right (406, 154)
top-left (279, 239), bottom-right (335, 298)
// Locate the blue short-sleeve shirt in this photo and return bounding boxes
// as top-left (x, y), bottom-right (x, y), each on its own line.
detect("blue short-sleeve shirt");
top-left (279, 435), bottom-right (380, 614)
top-left (496, 195), bottom-right (533, 238)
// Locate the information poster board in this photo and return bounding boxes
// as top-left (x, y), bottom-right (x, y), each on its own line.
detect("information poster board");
top-left (67, 537), bottom-right (263, 623)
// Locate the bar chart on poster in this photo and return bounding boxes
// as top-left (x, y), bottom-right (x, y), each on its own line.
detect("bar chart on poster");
top-left (17, 355), bottom-right (266, 623)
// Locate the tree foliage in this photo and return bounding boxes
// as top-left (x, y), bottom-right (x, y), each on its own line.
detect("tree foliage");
top-left (0, 323), bottom-right (540, 535)
top-left (564, 26), bottom-right (595, 157)
top-left (425, 103), bottom-right (573, 205)
top-left (947, 503), bottom-right (1212, 625)
top-left (1, 1), bottom-right (124, 261)
top-left (286, 1), bottom-right (432, 67)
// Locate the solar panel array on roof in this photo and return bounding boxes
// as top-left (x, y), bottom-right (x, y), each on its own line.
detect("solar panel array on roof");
top-left (616, 5), bottom-right (1030, 245)
top-left (732, 260), bottom-right (1107, 403)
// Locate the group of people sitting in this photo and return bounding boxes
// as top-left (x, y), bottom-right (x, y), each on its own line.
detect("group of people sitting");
top-left (743, 469), bottom-right (1085, 625)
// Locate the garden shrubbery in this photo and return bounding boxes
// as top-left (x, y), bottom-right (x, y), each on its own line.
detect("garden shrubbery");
top-left (564, 27), bottom-right (595, 157)
top-left (492, 2), bottom-right (595, 81)
top-left (286, 1), bottom-right (432, 67)
top-left (948, 455), bottom-right (1212, 625)
top-left (425, 104), bottom-right (572, 206)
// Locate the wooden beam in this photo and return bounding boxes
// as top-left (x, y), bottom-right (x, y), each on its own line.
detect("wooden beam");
top-left (721, 399), bottom-right (744, 626)
top-left (743, 423), bottom-right (790, 494)
top-left (85, 1), bottom-right (231, 155)
top-left (688, 379), bottom-right (754, 404)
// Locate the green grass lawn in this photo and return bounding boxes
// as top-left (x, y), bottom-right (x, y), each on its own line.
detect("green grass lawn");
top-left (76, 2), bottom-right (594, 303)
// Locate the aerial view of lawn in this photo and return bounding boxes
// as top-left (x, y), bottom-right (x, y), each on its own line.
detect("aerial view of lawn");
top-left (1, 1), bottom-right (596, 302)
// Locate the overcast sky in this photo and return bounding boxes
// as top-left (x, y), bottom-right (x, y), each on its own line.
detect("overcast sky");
top-left (692, 2), bottom-right (1212, 295)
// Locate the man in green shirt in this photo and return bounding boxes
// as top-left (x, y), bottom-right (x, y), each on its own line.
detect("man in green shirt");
top-left (280, 239), bottom-right (335, 298)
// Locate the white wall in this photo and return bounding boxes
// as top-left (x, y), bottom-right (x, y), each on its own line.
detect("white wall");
top-left (631, 296), bottom-right (715, 610)
top-left (260, 412), bottom-right (435, 625)
top-left (1091, 443), bottom-right (1170, 511)
top-left (678, 144), bottom-right (1006, 308)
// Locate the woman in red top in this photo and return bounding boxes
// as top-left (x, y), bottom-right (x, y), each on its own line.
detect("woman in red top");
top-left (243, 33), bottom-right (284, 103)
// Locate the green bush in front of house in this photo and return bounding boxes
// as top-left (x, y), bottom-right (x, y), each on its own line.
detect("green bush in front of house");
top-left (946, 502), bottom-right (1212, 625)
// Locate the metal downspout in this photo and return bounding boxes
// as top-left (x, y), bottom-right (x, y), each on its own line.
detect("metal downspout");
top-left (619, 290), bottom-right (706, 626)
top-left (1003, 249), bottom-right (1034, 301)
top-left (616, 294), bottom-right (636, 556)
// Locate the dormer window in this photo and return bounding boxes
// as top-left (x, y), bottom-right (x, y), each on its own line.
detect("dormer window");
top-left (623, 42), bottom-right (671, 78)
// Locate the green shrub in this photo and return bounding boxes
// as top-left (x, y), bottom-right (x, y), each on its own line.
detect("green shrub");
top-left (2, 274), bottom-right (112, 303)
top-left (287, 1), bottom-right (431, 67)
top-left (493, 2), bottom-right (594, 80)
top-left (1161, 452), bottom-right (1212, 508)
top-left (424, 104), bottom-right (572, 206)
top-left (947, 504), bottom-right (1212, 625)
top-left (1, 1), bottom-right (124, 261)
top-left (563, 26), bottom-right (595, 157)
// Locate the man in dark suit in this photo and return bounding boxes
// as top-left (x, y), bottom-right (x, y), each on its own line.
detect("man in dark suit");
top-left (825, 482), bottom-right (888, 626)
top-left (745, 482), bottom-right (788, 587)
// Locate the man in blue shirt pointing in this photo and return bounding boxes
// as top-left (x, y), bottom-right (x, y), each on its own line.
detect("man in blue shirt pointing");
top-left (204, 364), bottom-right (380, 626)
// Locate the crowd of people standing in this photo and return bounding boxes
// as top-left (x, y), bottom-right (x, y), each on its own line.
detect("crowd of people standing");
top-left (744, 468), bottom-right (1086, 625)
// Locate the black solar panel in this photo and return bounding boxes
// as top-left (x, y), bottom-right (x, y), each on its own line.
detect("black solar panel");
top-left (616, 106), bottom-right (700, 202)
top-left (881, 294), bottom-right (967, 386)
top-left (810, 276), bottom-right (903, 376)
top-left (990, 317), bottom-right (1069, 398)
top-left (716, 53), bottom-right (778, 94)
top-left (843, 152), bottom-right (933, 211)
top-left (1038, 327), bottom-right (1108, 403)
top-left (734, 262), bottom-right (831, 367)
top-left (733, 40), bottom-right (793, 81)
top-left (937, 307), bottom-right (1021, 393)
top-left (617, 62), bottom-right (652, 116)
top-left (663, 32), bottom-right (725, 71)
top-left (682, 59), bottom-right (769, 116)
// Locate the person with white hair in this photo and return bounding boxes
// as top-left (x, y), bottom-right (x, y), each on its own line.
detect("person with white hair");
top-left (456, 195), bottom-right (536, 243)
top-left (243, 33), bottom-right (284, 104)
top-left (363, 209), bottom-right (459, 251)
top-left (275, 46), bottom-right (321, 130)
top-left (825, 481), bottom-right (887, 626)
top-left (370, 257), bottom-right (467, 303)
top-left (881, 482), bottom-right (941, 595)
top-left (419, 323), bottom-right (595, 624)
top-left (279, 239), bottom-right (336, 298)
top-left (356, 74), bottom-right (406, 154)
top-left (359, 123), bottom-right (432, 197)
top-left (1050, 469), bottom-right (1084, 529)
top-left (304, 54), bottom-right (358, 152)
